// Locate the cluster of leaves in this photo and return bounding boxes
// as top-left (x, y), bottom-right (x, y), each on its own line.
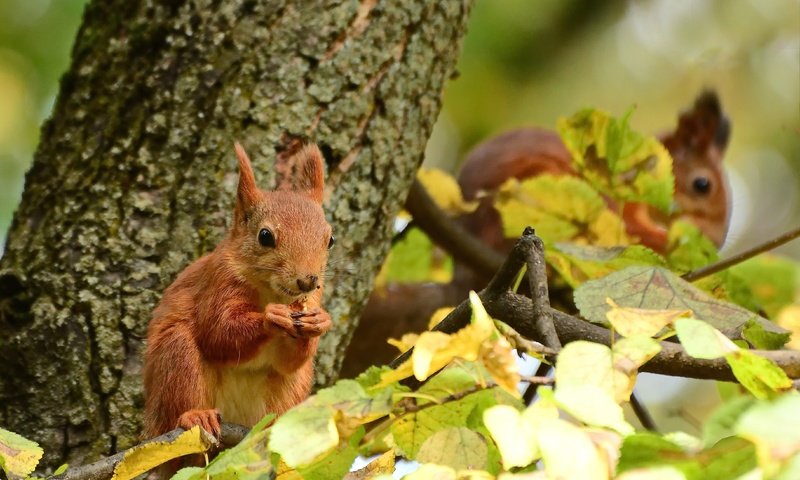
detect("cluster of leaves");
top-left (4, 290), bottom-right (798, 479)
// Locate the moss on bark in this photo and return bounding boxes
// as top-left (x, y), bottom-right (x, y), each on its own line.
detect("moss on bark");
top-left (0, 0), bottom-right (472, 468)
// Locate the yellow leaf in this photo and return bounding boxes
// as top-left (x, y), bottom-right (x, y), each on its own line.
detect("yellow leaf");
top-left (387, 333), bottom-right (420, 352)
top-left (417, 168), bottom-right (479, 215)
top-left (405, 463), bottom-right (457, 479)
top-left (536, 418), bottom-right (610, 480)
top-left (484, 401), bottom-right (557, 469)
top-left (777, 304), bottom-right (800, 350)
top-left (0, 427), bottom-right (43, 479)
top-left (112, 426), bottom-right (211, 480)
top-left (555, 341), bottom-right (629, 403)
top-left (479, 336), bottom-right (521, 396)
top-left (605, 299), bottom-right (691, 338)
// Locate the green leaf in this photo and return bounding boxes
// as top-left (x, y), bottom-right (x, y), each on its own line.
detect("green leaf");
top-left (574, 266), bottom-right (788, 341)
top-left (0, 427), bottom-right (43, 479)
top-left (309, 379), bottom-right (393, 427)
top-left (536, 417), bottom-right (608, 480)
top-left (356, 365), bottom-right (395, 390)
top-left (736, 395), bottom-right (800, 475)
top-left (724, 350), bottom-right (793, 400)
top-left (494, 174), bottom-right (628, 246)
top-left (675, 318), bottom-right (739, 359)
top-left (297, 428), bottom-right (365, 480)
top-left (548, 243), bottom-right (666, 287)
top-left (382, 227), bottom-right (452, 284)
top-left (417, 427), bottom-right (489, 471)
top-left (702, 396), bottom-right (757, 448)
top-left (742, 318), bottom-right (791, 350)
top-left (557, 107), bottom-right (674, 211)
top-left (197, 420), bottom-right (273, 480)
top-left (665, 221), bottom-right (719, 273)
top-left (269, 406), bottom-right (338, 467)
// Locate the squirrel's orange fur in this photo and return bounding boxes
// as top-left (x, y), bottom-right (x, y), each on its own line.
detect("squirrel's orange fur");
top-left (143, 143), bottom-right (333, 442)
top-left (457, 90), bottom-right (731, 254)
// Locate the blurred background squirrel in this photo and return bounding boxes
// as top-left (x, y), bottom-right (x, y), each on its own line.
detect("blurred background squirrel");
top-left (341, 90), bottom-right (731, 377)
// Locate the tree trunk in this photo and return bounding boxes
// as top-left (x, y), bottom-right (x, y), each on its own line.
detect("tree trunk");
top-left (0, 0), bottom-right (472, 468)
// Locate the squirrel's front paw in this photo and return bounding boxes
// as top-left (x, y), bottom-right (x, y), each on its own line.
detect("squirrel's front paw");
top-left (177, 408), bottom-right (221, 440)
top-left (265, 303), bottom-right (296, 335)
top-left (289, 308), bottom-right (332, 338)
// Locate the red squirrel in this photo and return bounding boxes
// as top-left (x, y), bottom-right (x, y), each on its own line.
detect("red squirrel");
top-left (458, 90), bottom-right (731, 256)
top-left (143, 142), bottom-right (334, 441)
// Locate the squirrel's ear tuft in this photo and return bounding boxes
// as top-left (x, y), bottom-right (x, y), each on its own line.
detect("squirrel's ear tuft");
top-left (291, 143), bottom-right (326, 204)
top-left (234, 142), bottom-right (259, 222)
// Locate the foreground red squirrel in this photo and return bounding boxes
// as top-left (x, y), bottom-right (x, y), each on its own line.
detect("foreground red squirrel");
top-left (143, 143), bottom-right (334, 441)
top-left (458, 90), bottom-right (731, 257)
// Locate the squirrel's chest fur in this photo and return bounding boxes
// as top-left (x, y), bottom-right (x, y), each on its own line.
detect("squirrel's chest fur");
top-left (207, 335), bottom-right (315, 426)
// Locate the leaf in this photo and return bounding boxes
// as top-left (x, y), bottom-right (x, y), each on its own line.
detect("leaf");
top-left (536, 417), bottom-right (609, 480)
top-left (616, 466), bottom-right (687, 480)
top-left (483, 403), bottom-right (555, 469)
top-left (724, 350), bottom-right (793, 400)
top-left (182, 416), bottom-right (274, 480)
top-left (575, 266), bottom-right (787, 340)
top-left (381, 227), bottom-right (452, 284)
top-left (479, 334), bottom-right (521, 396)
top-left (665, 221), bottom-right (719, 273)
top-left (736, 395), bottom-right (800, 475)
top-left (618, 433), bottom-right (756, 480)
top-left (343, 449), bottom-right (395, 479)
top-left (548, 243), bottom-right (666, 288)
top-left (111, 426), bottom-right (211, 480)
top-left (269, 406), bottom-right (338, 467)
top-left (557, 107), bottom-right (674, 212)
top-left (379, 292), bottom-right (496, 386)
top-left (0, 427), bottom-right (43, 479)
top-left (494, 175), bottom-right (629, 246)
top-left (417, 427), bottom-right (489, 471)
top-left (404, 464), bottom-right (457, 479)
top-left (417, 168), bottom-right (479, 215)
top-left (297, 428), bottom-right (365, 480)
top-left (612, 336), bottom-right (662, 376)
top-left (675, 318), bottom-right (739, 359)
top-left (554, 384), bottom-right (633, 435)
top-left (605, 299), bottom-right (690, 338)
top-left (554, 341), bottom-right (628, 403)
top-left (742, 318), bottom-right (791, 350)
top-left (309, 380), bottom-right (394, 432)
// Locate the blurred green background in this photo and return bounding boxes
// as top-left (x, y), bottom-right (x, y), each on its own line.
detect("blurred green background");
top-left (0, 0), bottom-right (798, 256)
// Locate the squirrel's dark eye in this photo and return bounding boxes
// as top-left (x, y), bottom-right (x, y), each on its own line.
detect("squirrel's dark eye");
top-left (258, 228), bottom-right (276, 248)
top-left (328, 235), bottom-right (335, 250)
top-left (692, 177), bottom-right (711, 195)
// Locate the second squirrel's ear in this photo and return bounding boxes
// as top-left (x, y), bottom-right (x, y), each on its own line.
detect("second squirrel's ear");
top-left (234, 142), bottom-right (259, 222)
top-left (288, 144), bottom-right (325, 204)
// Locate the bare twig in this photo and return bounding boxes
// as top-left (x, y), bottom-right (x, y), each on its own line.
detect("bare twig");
top-left (51, 422), bottom-right (249, 480)
top-left (519, 375), bottom-right (555, 386)
top-left (630, 393), bottom-right (658, 432)
top-left (683, 225), bottom-right (800, 282)
top-left (526, 233), bottom-right (561, 351)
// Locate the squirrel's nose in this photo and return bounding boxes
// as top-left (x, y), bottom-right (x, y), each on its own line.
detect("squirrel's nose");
top-left (297, 275), bottom-right (319, 293)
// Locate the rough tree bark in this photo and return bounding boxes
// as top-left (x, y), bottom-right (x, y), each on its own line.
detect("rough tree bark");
top-left (0, 0), bottom-right (472, 468)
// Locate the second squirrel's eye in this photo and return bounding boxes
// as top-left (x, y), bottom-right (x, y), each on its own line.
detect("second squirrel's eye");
top-left (328, 235), bottom-right (335, 250)
top-left (258, 228), bottom-right (276, 248)
top-left (692, 177), bottom-right (712, 195)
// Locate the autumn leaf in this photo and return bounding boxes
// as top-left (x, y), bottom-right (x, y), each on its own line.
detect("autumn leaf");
top-left (417, 167), bottom-right (479, 215)
top-left (483, 401), bottom-right (558, 469)
top-left (536, 417), bottom-right (610, 480)
top-left (548, 243), bottom-right (665, 287)
top-left (776, 304), bottom-right (800, 350)
top-left (0, 427), bottom-right (43, 480)
top-left (575, 266), bottom-right (788, 341)
top-left (557, 107), bottom-right (674, 212)
top-left (343, 449), bottom-right (395, 479)
top-left (605, 298), bottom-right (690, 338)
top-left (269, 406), bottom-right (338, 467)
top-left (735, 394), bottom-right (800, 476)
top-left (494, 175), bottom-right (629, 246)
top-left (724, 350), bottom-right (793, 400)
top-left (674, 318), bottom-right (739, 359)
top-left (112, 426), bottom-right (212, 480)
top-left (417, 427), bottom-right (489, 471)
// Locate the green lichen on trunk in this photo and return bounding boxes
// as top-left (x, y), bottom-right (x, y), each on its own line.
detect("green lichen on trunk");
top-left (0, 0), bottom-right (472, 468)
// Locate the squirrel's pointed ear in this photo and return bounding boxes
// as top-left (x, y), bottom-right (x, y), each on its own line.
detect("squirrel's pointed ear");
top-left (234, 142), bottom-right (259, 222)
top-left (290, 144), bottom-right (325, 204)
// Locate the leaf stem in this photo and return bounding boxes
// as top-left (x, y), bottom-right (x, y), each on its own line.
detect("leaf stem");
top-left (683, 225), bottom-right (800, 282)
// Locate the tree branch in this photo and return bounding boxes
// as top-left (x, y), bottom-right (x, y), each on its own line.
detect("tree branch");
top-left (405, 178), bottom-right (505, 278)
top-left (52, 423), bottom-right (249, 480)
top-left (683, 225), bottom-right (800, 282)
